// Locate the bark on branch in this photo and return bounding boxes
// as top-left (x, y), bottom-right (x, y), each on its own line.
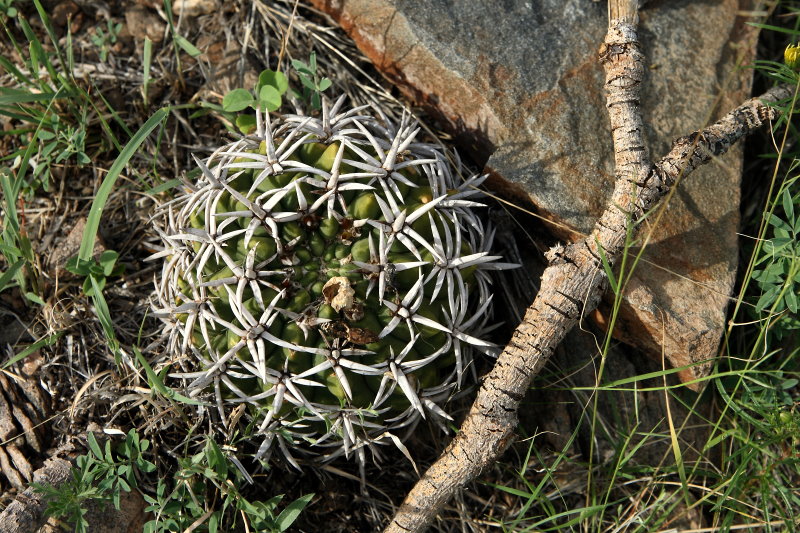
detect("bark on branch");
top-left (384, 2), bottom-right (793, 531)
top-left (0, 456), bottom-right (73, 533)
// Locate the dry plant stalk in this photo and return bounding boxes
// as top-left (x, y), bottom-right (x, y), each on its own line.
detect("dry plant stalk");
top-left (385, 1), bottom-right (794, 531)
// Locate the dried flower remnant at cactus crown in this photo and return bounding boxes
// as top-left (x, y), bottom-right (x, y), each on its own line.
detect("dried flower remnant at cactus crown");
top-left (151, 96), bottom-right (516, 465)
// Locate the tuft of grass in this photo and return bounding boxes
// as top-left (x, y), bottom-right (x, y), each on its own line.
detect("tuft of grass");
top-left (0, 0), bottom-right (125, 303)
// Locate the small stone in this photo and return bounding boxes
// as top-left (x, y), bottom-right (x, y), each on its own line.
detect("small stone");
top-left (47, 217), bottom-right (106, 279)
top-left (125, 5), bottom-right (164, 42)
top-left (0, 319), bottom-right (27, 346)
top-left (171, 0), bottom-right (217, 17)
top-left (51, 1), bottom-right (82, 33)
top-left (201, 39), bottom-right (225, 63)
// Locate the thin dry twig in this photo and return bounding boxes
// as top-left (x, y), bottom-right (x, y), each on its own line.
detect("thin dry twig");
top-left (384, 1), bottom-right (794, 530)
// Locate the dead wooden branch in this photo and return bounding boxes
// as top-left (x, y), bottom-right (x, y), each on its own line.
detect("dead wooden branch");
top-left (383, 0), bottom-right (794, 530)
top-left (0, 455), bottom-right (72, 533)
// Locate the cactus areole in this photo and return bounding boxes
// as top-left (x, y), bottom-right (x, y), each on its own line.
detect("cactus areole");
top-left (152, 97), bottom-right (513, 465)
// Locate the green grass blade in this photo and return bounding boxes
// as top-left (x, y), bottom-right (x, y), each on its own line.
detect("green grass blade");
top-left (78, 108), bottom-right (169, 261)
top-left (0, 55), bottom-right (32, 85)
top-left (24, 292), bottom-right (44, 306)
top-left (132, 346), bottom-right (205, 406)
top-left (0, 127), bottom-right (35, 138)
top-left (522, 503), bottom-right (612, 531)
top-left (0, 259), bottom-right (25, 292)
top-left (174, 35), bottom-right (201, 58)
top-left (0, 171), bottom-right (20, 233)
top-left (90, 275), bottom-right (120, 357)
top-left (663, 378), bottom-right (689, 505)
top-left (748, 22), bottom-right (800, 35)
top-left (0, 89), bottom-right (59, 105)
top-left (142, 37), bottom-right (152, 106)
top-left (19, 16), bottom-right (58, 88)
top-left (146, 178), bottom-right (180, 195)
top-left (66, 23), bottom-right (74, 75)
top-left (595, 239), bottom-right (618, 295)
top-left (13, 87), bottom-right (62, 185)
top-left (275, 493), bottom-right (314, 532)
top-left (33, 0), bottom-right (67, 70)
top-left (83, 81), bottom-right (130, 146)
top-left (0, 109), bottom-right (42, 124)
top-left (2, 332), bottom-right (63, 369)
top-left (0, 244), bottom-right (22, 256)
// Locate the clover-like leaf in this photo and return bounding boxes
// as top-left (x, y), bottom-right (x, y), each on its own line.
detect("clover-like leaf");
top-left (222, 88), bottom-right (255, 112)
top-left (258, 69), bottom-right (289, 95)
top-left (235, 114), bottom-right (257, 135)
top-left (258, 85), bottom-right (282, 112)
top-left (782, 188), bottom-right (795, 226)
top-left (291, 58), bottom-right (312, 76)
top-left (65, 256), bottom-right (93, 276)
top-left (299, 74), bottom-right (317, 91)
top-left (99, 249), bottom-right (119, 276)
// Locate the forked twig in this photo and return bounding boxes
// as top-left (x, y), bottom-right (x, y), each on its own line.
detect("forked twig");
top-left (384, 1), bottom-right (793, 531)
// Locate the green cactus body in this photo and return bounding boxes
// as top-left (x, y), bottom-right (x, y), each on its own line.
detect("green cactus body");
top-left (153, 97), bottom-right (514, 463)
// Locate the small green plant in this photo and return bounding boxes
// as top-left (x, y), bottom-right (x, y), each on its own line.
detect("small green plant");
top-left (751, 177), bottom-right (800, 341)
top-left (34, 464), bottom-right (106, 533)
top-left (85, 430), bottom-right (156, 508)
top-left (29, 113), bottom-right (92, 190)
top-left (0, 20), bottom-right (75, 194)
top-left (65, 249), bottom-right (124, 297)
top-left (291, 52), bottom-right (332, 110)
top-left (35, 430), bottom-right (156, 533)
top-left (0, 0), bottom-right (16, 18)
top-left (772, 404), bottom-right (800, 447)
top-left (91, 19), bottom-right (122, 62)
top-left (222, 68), bottom-right (289, 134)
top-left (219, 52), bottom-right (332, 135)
top-left (143, 437), bottom-right (313, 533)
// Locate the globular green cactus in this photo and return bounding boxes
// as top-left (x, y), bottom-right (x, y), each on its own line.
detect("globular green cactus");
top-left (152, 97), bottom-right (514, 465)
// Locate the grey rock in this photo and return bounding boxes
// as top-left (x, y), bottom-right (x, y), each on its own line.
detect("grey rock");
top-left (311, 0), bottom-right (759, 389)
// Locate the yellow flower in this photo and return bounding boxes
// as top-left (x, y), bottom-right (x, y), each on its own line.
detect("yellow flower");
top-left (785, 44), bottom-right (800, 70)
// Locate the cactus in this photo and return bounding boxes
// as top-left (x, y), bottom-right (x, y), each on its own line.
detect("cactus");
top-left (152, 97), bottom-right (514, 465)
